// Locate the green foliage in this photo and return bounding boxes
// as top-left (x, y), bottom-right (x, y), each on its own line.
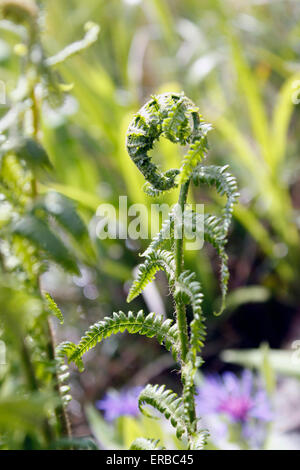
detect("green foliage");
top-left (14, 138), bottom-right (53, 172)
top-left (12, 214), bottom-right (80, 275)
top-left (49, 437), bottom-right (98, 450)
top-left (192, 165), bottom-right (239, 234)
top-left (127, 249), bottom-right (175, 302)
top-left (142, 213), bottom-right (174, 256)
top-left (189, 430), bottom-right (208, 450)
top-left (130, 438), bottom-right (165, 450)
top-left (126, 93), bottom-right (209, 191)
top-left (44, 292), bottom-right (64, 324)
top-left (179, 124), bottom-right (211, 184)
top-left (0, 0), bottom-right (99, 450)
top-left (45, 22), bottom-right (100, 67)
top-left (60, 310), bottom-right (180, 371)
top-left (138, 384), bottom-right (186, 440)
top-left (0, 0), bottom-right (251, 449)
top-left (59, 92), bottom-right (237, 450)
top-left (34, 192), bottom-right (88, 241)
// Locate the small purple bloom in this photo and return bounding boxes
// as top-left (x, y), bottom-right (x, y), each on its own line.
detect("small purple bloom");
top-left (96, 386), bottom-right (143, 421)
top-left (195, 370), bottom-right (272, 447)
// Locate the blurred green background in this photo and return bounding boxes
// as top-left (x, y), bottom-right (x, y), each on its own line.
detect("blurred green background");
top-left (1, 0), bottom-right (300, 449)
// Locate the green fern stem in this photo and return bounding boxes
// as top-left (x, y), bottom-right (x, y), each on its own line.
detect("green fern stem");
top-left (174, 179), bottom-right (197, 430)
top-left (174, 180), bottom-right (190, 362)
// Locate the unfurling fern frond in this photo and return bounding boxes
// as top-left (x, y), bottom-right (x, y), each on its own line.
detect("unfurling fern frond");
top-left (130, 438), bottom-right (165, 450)
top-left (60, 311), bottom-right (180, 370)
top-left (178, 123), bottom-right (212, 184)
top-left (192, 164), bottom-right (239, 234)
top-left (143, 171), bottom-right (179, 197)
top-left (126, 93), bottom-right (206, 192)
top-left (127, 250), bottom-right (175, 302)
top-left (138, 384), bottom-right (186, 439)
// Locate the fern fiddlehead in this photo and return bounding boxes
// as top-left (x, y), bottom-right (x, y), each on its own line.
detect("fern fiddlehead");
top-left (60, 92), bottom-right (238, 450)
top-left (126, 93), bottom-right (210, 194)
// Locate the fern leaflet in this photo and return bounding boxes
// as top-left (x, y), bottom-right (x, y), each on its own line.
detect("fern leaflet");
top-left (192, 164), bottom-right (239, 234)
top-left (138, 384), bottom-right (187, 439)
top-left (59, 310), bottom-right (180, 370)
top-left (127, 250), bottom-right (175, 302)
top-left (130, 438), bottom-right (165, 450)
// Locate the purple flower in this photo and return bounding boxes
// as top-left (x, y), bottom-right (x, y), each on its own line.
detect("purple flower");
top-left (195, 370), bottom-right (272, 447)
top-left (96, 386), bottom-right (143, 421)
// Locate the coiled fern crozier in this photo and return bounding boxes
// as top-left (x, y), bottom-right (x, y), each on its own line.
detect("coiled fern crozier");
top-left (61, 92), bottom-right (239, 450)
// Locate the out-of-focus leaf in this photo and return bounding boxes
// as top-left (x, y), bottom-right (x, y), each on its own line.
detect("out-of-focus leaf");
top-left (12, 214), bottom-right (79, 274)
top-left (15, 138), bottom-right (53, 171)
top-left (35, 191), bottom-right (88, 241)
top-left (271, 73), bottom-right (300, 168)
top-left (46, 23), bottom-right (100, 67)
top-left (41, 183), bottom-right (101, 211)
top-left (260, 343), bottom-right (276, 395)
top-left (44, 292), bottom-right (64, 324)
top-left (0, 394), bottom-right (56, 433)
top-left (222, 348), bottom-right (300, 378)
top-left (231, 38), bottom-right (271, 166)
top-left (223, 285), bottom-right (271, 313)
top-left (85, 404), bottom-right (123, 450)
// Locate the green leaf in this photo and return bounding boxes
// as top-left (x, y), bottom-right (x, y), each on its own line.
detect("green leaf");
top-left (50, 437), bottom-right (98, 450)
top-left (15, 138), bottom-right (53, 170)
top-left (222, 348), bottom-right (300, 378)
top-left (138, 384), bottom-right (186, 440)
top-left (130, 438), bottom-right (164, 450)
top-left (12, 214), bottom-right (79, 274)
top-left (0, 394), bottom-right (56, 433)
top-left (44, 292), bottom-right (64, 324)
top-left (189, 430), bottom-right (208, 450)
top-left (142, 212), bottom-right (174, 256)
top-left (271, 73), bottom-right (300, 168)
top-left (178, 123), bottom-right (211, 184)
top-left (59, 310), bottom-right (179, 370)
top-left (46, 23), bottom-right (100, 67)
top-left (35, 191), bottom-right (88, 242)
top-left (85, 405), bottom-right (123, 450)
top-left (192, 164), bottom-right (239, 234)
top-left (127, 250), bottom-right (175, 302)
top-left (231, 38), bottom-right (271, 166)
top-left (185, 211), bottom-right (229, 316)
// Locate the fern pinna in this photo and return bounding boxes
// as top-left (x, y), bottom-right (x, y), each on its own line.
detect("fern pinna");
top-left (60, 92), bottom-right (239, 450)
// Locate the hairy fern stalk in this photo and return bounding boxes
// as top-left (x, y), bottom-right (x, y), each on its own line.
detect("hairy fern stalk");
top-left (61, 92), bottom-right (239, 450)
